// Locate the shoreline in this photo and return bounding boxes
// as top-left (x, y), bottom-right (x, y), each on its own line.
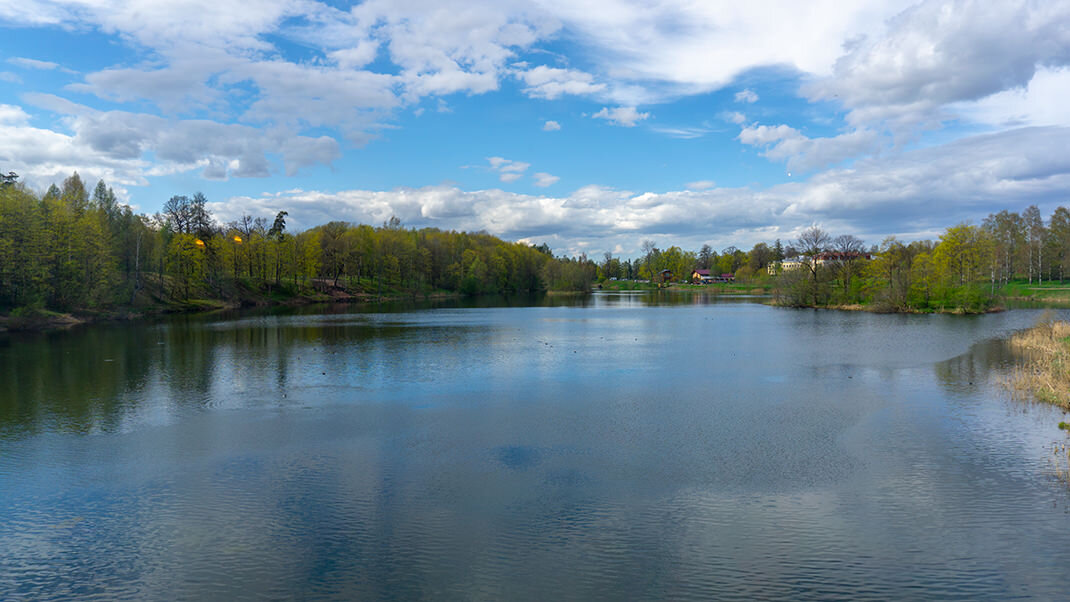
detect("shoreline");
top-left (0, 289), bottom-right (468, 334)
top-left (766, 301), bottom-right (1006, 315)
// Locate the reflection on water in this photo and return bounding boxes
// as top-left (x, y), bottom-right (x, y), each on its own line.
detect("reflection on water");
top-left (2, 296), bottom-right (1070, 600)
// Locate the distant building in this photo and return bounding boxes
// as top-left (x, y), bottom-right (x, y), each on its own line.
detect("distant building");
top-left (768, 256), bottom-right (807, 275)
top-left (691, 269), bottom-right (713, 284)
top-left (658, 269), bottom-right (674, 283)
top-left (768, 252), bottom-right (874, 275)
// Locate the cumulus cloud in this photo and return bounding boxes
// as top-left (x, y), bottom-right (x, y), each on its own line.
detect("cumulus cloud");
top-left (487, 156), bottom-right (531, 182)
top-left (533, 172), bottom-right (559, 187)
top-left (4, 0), bottom-right (558, 140)
top-left (734, 89), bottom-right (758, 103)
top-left (721, 111), bottom-right (746, 124)
top-left (3, 0), bottom-right (1068, 223)
top-left (739, 124), bottom-right (883, 172)
top-left (542, 120), bottom-right (561, 131)
top-left (687, 180), bottom-right (715, 190)
top-left (214, 126), bottom-right (1070, 257)
top-left (1, 96), bottom-right (339, 190)
top-left (804, 0), bottom-right (1070, 133)
top-left (592, 106), bottom-right (649, 127)
top-left (0, 104), bottom-right (31, 125)
top-left (954, 66), bottom-right (1070, 129)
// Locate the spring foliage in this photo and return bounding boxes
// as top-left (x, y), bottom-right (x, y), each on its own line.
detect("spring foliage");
top-left (0, 172), bottom-right (595, 313)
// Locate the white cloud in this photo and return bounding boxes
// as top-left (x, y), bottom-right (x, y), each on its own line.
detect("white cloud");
top-left (486, 156), bottom-right (531, 182)
top-left (687, 180), bottom-right (715, 190)
top-left (2, 0), bottom-right (1068, 208)
top-left (534, 0), bottom-right (899, 93)
top-left (652, 126), bottom-right (709, 139)
top-left (2, 96), bottom-right (339, 189)
top-left (515, 65), bottom-right (606, 100)
top-left (533, 172), bottom-right (559, 187)
top-left (954, 66), bottom-right (1070, 128)
top-left (592, 106), bottom-right (650, 127)
top-left (804, 0), bottom-right (1070, 133)
top-left (0, 104), bottom-right (32, 125)
top-left (7, 56), bottom-right (75, 73)
top-left (542, 120), bottom-right (561, 131)
top-left (216, 126), bottom-right (1070, 257)
top-left (739, 123), bottom-right (883, 172)
top-left (721, 111), bottom-right (746, 124)
top-left (734, 89), bottom-right (758, 103)
top-left (0, 72), bottom-right (21, 83)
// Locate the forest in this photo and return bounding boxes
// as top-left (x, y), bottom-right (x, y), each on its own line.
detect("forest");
top-left (0, 171), bottom-right (595, 316)
top-left (3, 169), bottom-right (1069, 318)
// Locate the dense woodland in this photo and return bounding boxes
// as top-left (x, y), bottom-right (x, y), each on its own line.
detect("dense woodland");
top-left (0, 171), bottom-right (595, 314)
top-left (3, 169), bottom-right (1070, 316)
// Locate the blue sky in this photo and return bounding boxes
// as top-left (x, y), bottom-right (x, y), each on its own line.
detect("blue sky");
top-left (1, 0), bottom-right (1069, 257)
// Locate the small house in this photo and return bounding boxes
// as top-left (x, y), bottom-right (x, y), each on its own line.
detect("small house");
top-left (658, 269), bottom-right (674, 283)
top-left (691, 269), bottom-right (713, 284)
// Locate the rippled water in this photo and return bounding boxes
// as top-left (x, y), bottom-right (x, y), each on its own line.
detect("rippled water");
top-left (2, 294), bottom-right (1070, 600)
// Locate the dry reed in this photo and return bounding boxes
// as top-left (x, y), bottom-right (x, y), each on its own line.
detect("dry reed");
top-left (1005, 317), bottom-right (1070, 409)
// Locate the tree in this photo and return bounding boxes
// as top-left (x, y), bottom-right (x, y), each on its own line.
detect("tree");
top-left (795, 226), bottom-right (831, 304)
top-left (60, 172), bottom-right (88, 215)
top-left (933, 223), bottom-right (993, 310)
top-left (773, 239), bottom-right (785, 261)
top-left (863, 237), bottom-right (914, 310)
top-left (982, 210), bottom-right (1023, 287)
top-left (747, 242), bottom-right (774, 275)
top-left (1049, 206), bottom-right (1070, 282)
top-left (1023, 204), bottom-right (1046, 285)
top-left (698, 244), bottom-right (713, 269)
top-left (92, 180), bottom-right (118, 219)
top-left (1, 171), bottom-right (18, 187)
top-left (831, 234), bottom-right (865, 301)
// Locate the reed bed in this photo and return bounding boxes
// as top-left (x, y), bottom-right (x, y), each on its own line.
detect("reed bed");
top-left (1005, 318), bottom-right (1070, 409)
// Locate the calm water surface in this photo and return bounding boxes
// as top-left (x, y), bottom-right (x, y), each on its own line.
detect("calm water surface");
top-left (2, 293), bottom-right (1070, 600)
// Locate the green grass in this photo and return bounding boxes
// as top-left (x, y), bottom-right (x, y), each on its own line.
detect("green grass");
top-left (997, 279), bottom-right (1070, 303)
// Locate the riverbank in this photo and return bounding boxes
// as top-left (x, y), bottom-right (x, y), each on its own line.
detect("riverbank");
top-left (767, 300), bottom-right (1005, 314)
top-left (1005, 319), bottom-right (1070, 410)
top-left (0, 275), bottom-right (468, 334)
top-left (597, 279), bottom-right (773, 295)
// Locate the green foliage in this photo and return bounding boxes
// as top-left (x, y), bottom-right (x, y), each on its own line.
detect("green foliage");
top-left (8, 169), bottom-right (1070, 318)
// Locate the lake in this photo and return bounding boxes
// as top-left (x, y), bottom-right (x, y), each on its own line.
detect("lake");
top-left (2, 293), bottom-right (1069, 600)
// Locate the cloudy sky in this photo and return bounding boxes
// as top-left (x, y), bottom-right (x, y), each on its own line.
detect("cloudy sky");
top-left (1, 0), bottom-right (1068, 256)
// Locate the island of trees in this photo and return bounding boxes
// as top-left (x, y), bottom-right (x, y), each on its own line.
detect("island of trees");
top-left (3, 169), bottom-right (1070, 325)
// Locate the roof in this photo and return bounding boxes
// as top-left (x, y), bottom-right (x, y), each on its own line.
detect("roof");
top-left (692, 269), bottom-right (711, 276)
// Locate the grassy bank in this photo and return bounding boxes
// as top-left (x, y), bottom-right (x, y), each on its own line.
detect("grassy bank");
top-left (1005, 318), bottom-right (1070, 409)
top-left (997, 281), bottom-right (1070, 306)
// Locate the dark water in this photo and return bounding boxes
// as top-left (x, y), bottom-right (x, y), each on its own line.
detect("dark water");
top-left (2, 294), bottom-right (1070, 600)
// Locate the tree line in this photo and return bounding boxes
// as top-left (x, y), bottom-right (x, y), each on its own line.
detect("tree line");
top-left (4, 169), bottom-right (1068, 315)
top-left (596, 206), bottom-right (1070, 312)
top-left (0, 171), bottom-right (595, 313)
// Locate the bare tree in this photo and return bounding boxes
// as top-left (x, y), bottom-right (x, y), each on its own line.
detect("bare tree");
top-left (832, 234), bottom-right (866, 300)
top-left (796, 226), bottom-right (830, 274)
top-left (794, 226), bottom-right (831, 304)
